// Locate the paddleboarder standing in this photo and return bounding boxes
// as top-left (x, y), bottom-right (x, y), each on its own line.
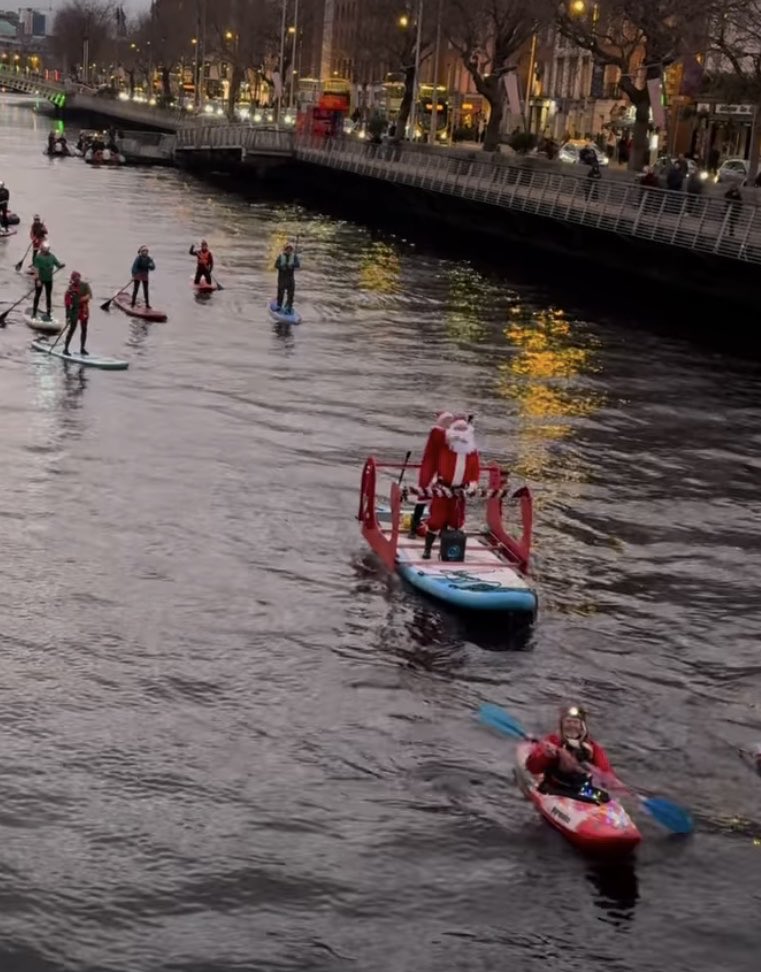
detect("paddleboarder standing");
top-left (32, 240), bottom-right (64, 321)
top-left (131, 245), bottom-right (155, 308)
top-left (274, 241), bottom-right (300, 313)
top-left (63, 271), bottom-right (92, 356)
top-left (189, 240), bottom-right (214, 286)
top-left (30, 214), bottom-right (48, 259)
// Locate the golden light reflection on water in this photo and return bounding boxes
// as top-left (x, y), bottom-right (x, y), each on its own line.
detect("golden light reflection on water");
top-left (443, 265), bottom-right (496, 343)
top-left (359, 241), bottom-right (401, 294)
top-left (497, 305), bottom-right (604, 482)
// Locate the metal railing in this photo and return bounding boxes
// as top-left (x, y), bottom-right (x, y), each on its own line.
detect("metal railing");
top-left (295, 137), bottom-right (761, 266)
top-left (174, 125), bottom-right (294, 154)
top-left (0, 64), bottom-right (67, 98)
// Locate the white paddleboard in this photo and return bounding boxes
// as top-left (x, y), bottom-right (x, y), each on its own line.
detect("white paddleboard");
top-left (268, 300), bottom-right (301, 325)
top-left (24, 308), bottom-right (62, 334)
top-left (31, 339), bottom-right (129, 370)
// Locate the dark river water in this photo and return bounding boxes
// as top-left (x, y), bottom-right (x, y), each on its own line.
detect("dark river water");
top-left (1, 97), bottom-right (760, 972)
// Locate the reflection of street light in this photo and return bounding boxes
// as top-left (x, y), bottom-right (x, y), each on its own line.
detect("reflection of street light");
top-left (398, 15), bottom-right (409, 27)
top-left (225, 30), bottom-right (234, 40)
top-left (288, 26), bottom-right (296, 34)
top-left (570, 0), bottom-right (586, 12)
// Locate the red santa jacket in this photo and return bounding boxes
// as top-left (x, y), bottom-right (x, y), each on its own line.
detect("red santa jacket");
top-left (418, 425), bottom-right (448, 489)
top-left (525, 733), bottom-right (612, 775)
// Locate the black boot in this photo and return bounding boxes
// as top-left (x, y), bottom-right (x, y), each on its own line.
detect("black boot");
top-left (422, 531), bottom-right (437, 561)
top-left (408, 504), bottom-right (424, 539)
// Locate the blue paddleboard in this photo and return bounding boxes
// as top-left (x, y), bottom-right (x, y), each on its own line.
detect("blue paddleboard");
top-left (268, 301), bottom-right (301, 325)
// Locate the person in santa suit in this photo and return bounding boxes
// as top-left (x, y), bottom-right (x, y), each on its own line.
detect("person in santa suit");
top-left (420, 417), bottom-right (480, 560)
top-left (408, 411), bottom-right (454, 538)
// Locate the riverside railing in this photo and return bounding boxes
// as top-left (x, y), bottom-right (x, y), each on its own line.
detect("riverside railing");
top-left (174, 126), bottom-right (294, 154)
top-left (295, 137), bottom-right (761, 266)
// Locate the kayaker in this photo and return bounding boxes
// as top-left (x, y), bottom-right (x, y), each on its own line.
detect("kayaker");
top-left (31, 240), bottom-right (64, 321)
top-left (30, 214), bottom-right (48, 258)
top-left (190, 239), bottom-right (214, 286)
top-left (131, 245), bottom-right (156, 308)
top-left (274, 241), bottom-right (300, 313)
top-left (420, 416), bottom-right (480, 560)
top-left (525, 705), bottom-right (612, 797)
top-left (47, 131), bottom-right (56, 154)
top-left (63, 271), bottom-right (92, 357)
top-left (0, 180), bottom-right (10, 230)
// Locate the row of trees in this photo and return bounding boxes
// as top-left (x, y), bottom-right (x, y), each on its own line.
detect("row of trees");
top-left (49, 1), bottom-right (761, 168)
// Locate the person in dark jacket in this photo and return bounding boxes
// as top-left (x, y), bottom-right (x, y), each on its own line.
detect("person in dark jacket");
top-left (0, 180), bottom-right (9, 230)
top-left (724, 185), bottom-right (742, 237)
top-left (584, 159), bottom-right (602, 201)
top-left (274, 242), bottom-right (300, 312)
top-left (131, 245), bottom-right (156, 307)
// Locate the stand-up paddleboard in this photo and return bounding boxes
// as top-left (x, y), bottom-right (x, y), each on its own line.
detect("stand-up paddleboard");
top-left (192, 278), bottom-right (219, 294)
top-left (24, 308), bottom-right (62, 333)
top-left (113, 291), bottom-right (168, 322)
top-left (268, 300), bottom-right (301, 325)
top-left (0, 228), bottom-right (17, 238)
top-left (31, 338), bottom-right (129, 370)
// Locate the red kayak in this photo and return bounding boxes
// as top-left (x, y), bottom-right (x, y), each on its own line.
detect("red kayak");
top-left (113, 291), bottom-right (168, 322)
top-left (514, 742), bottom-right (641, 856)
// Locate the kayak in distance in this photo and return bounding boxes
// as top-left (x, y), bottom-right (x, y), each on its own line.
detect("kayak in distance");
top-left (514, 740), bottom-right (642, 856)
top-left (113, 291), bottom-right (168, 322)
top-left (24, 308), bottom-right (62, 333)
top-left (268, 300), bottom-right (301, 325)
top-left (31, 338), bottom-right (129, 370)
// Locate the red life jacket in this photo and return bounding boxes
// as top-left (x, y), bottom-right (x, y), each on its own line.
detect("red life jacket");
top-left (196, 248), bottom-right (212, 267)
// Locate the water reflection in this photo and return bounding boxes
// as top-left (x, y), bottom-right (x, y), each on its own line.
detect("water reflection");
top-left (444, 265), bottom-right (492, 343)
top-left (585, 860), bottom-right (639, 924)
top-left (359, 240), bottom-right (401, 295)
top-left (497, 305), bottom-right (604, 481)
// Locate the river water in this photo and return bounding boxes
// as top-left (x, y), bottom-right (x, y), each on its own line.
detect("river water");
top-left (1, 98), bottom-right (759, 972)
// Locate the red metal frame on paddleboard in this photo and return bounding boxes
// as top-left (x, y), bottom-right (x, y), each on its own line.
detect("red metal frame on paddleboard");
top-left (357, 457), bottom-right (533, 573)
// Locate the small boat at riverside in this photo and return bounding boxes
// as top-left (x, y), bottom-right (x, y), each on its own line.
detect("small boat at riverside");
top-left (514, 741), bottom-right (642, 856)
top-left (24, 308), bottom-right (62, 333)
top-left (357, 457), bottom-right (537, 615)
top-left (268, 300), bottom-right (301, 325)
top-left (112, 291), bottom-right (167, 322)
top-left (84, 148), bottom-right (126, 166)
top-left (31, 338), bottom-right (129, 370)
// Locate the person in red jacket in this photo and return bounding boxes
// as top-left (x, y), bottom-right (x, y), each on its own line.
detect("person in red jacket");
top-left (190, 239), bottom-right (214, 286)
top-left (407, 411), bottom-right (454, 538)
top-left (525, 705), bottom-right (613, 797)
top-left (420, 416), bottom-right (480, 560)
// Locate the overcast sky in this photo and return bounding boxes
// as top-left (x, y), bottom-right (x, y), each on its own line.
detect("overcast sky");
top-left (45, 0), bottom-right (151, 17)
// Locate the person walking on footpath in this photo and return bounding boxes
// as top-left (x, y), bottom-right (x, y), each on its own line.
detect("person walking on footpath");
top-left (63, 270), bottom-right (92, 357)
top-left (274, 241), bottom-right (300, 313)
top-left (724, 184), bottom-right (742, 238)
top-left (131, 245), bottom-right (155, 308)
top-left (584, 159), bottom-right (602, 201)
top-left (685, 168), bottom-right (704, 216)
top-left (32, 240), bottom-right (64, 321)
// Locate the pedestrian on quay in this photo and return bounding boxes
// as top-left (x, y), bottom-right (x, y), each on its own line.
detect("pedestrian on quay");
top-left (584, 159), bottom-right (602, 201)
top-left (724, 184), bottom-right (743, 238)
top-left (273, 241), bottom-right (300, 314)
top-left (63, 270), bottom-right (92, 357)
top-left (685, 168), bottom-right (704, 216)
top-left (708, 144), bottom-right (720, 176)
top-left (131, 245), bottom-right (155, 308)
top-left (31, 240), bottom-right (64, 321)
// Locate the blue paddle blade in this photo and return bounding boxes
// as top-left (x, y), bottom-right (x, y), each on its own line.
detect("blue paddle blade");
top-left (478, 704), bottom-right (530, 741)
top-left (642, 796), bottom-right (694, 835)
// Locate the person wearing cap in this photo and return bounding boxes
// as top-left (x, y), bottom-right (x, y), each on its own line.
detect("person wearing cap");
top-left (30, 214), bottom-right (48, 259)
top-left (130, 245), bottom-right (156, 308)
top-left (273, 241), bottom-right (300, 313)
top-left (525, 705), bottom-right (613, 797)
top-left (31, 240), bottom-right (64, 321)
top-left (63, 271), bottom-right (92, 357)
top-left (0, 179), bottom-right (9, 230)
top-left (189, 239), bottom-right (214, 286)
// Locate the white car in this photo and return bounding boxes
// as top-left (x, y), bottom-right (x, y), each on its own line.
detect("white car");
top-left (716, 157), bottom-right (758, 184)
top-left (558, 139), bottom-right (609, 166)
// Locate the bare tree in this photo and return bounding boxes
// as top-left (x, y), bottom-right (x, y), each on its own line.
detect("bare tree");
top-left (447, 0), bottom-right (553, 151)
top-left (51, 0), bottom-right (115, 79)
top-left (557, 0), bottom-right (714, 170)
top-left (709, 1), bottom-right (761, 183)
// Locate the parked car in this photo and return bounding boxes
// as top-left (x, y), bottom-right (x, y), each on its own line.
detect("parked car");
top-left (558, 139), bottom-right (609, 166)
top-left (716, 157), bottom-right (753, 184)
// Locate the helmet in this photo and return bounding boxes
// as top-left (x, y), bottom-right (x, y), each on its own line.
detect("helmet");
top-left (0, 181), bottom-right (4, 188)
top-left (33, 213), bottom-right (40, 220)
top-left (559, 704), bottom-right (588, 742)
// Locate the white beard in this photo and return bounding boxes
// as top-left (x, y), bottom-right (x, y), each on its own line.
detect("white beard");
top-left (446, 427), bottom-right (476, 456)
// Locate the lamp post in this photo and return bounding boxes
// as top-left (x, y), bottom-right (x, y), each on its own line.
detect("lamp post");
top-left (289, 0), bottom-right (299, 111)
top-left (277, 0), bottom-right (287, 122)
top-left (524, 31), bottom-right (537, 134)
top-left (408, 0), bottom-right (424, 140)
top-left (427, 0), bottom-right (442, 145)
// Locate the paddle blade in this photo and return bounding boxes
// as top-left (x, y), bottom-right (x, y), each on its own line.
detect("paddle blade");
top-left (0, 309), bottom-right (9, 326)
top-left (14, 260), bottom-right (23, 272)
top-left (478, 703), bottom-right (530, 741)
top-left (100, 299), bottom-right (113, 311)
top-left (215, 280), bottom-right (224, 291)
top-left (642, 796), bottom-right (694, 835)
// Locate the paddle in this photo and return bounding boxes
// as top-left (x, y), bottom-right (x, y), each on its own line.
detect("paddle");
top-left (398, 450), bottom-right (412, 485)
top-left (477, 703), bottom-right (694, 835)
top-left (101, 280), bottom-right (132, 312)
top-left (15, 241), bottom-right (31, 273)
top-left (0, 265), bottom-right (63, 327)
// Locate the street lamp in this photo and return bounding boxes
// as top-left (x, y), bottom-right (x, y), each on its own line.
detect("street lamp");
top-left (398, 15), bottom-right (409, 27)
top-left (288, 0), bottom-right (299, 111)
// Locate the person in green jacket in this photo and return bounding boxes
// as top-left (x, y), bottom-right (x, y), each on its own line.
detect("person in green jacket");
top-left (32, 240), bottom-right (64, 320)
